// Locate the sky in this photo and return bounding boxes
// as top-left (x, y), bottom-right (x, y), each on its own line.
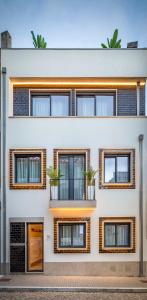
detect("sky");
top-left (0, 0), bottom-right (147, 48)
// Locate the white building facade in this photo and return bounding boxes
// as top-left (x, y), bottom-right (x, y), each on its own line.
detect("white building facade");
top-left (0, 48), bottom-right (147, 276)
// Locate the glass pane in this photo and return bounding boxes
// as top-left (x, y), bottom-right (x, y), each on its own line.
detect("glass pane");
top-left (59, 156), bottom-right (69, 200)
top-left (104, 157), bottom-right (115, 183)
top-left (74, 156), bottom-right (85, 200)
top-left (104, 224), bottom-right (116, 246)
top-left (51, 95), bottom-right (69, 116)
top-left (32, 97), bottom-right (50, 116)
top-left (29, 156), bottom-right (41, 183)
top-left (27, 223), bottom-right (43, 272)
top-left (117, 224), bottom-right (130, 246)
top-left (96, 95), bottom-right (114, 116)
top-left (60, 225), bottom-right (72, 247)
top-left (117, 156), bottom-right (129, 183)
top-left (73, 224), bottom-right (85, 246)
top-left (16, 157), bottom-right (28, 183)
top-left (77, 97), bottom-right (95, 116)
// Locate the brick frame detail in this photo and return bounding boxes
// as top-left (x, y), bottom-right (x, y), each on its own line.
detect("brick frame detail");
top-left (99, 149), bottom-right (135, 189)
top-left (54, 218), bottom-right (90, 253)
top-left (9, 149), bottom-right (46, 189)
top-left (99, 217), bottom-right (136, 253)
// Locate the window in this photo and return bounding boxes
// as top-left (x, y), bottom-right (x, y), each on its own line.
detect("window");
top-left (31, 94), bottom-right (69, 116)
top-left (104, 154), bottom-right (130, 183)
top-left (15, 154), bottom-right (41, 184)
top-left (76, 93), bottom-right (115, 116)
top-left (59, 223), bottom-right (86, 248)
top-left (54, 218), bottom-right (90, 253)
top-left (10, 149), bottom-right (46, 189)
top-left (104, 223), bottom-right (130, 247)
top-left (99, 217), bottom-right (136, 253)
top-left (99, 149), bottom-right (135, 189)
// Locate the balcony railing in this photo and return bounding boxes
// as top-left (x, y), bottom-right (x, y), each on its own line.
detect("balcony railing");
top-left (50, 179), bottom-right (95, 201)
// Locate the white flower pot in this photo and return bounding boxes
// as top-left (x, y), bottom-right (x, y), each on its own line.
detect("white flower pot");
top-left (51, 186), bottom-right (58, 200)
top-left (88, 185), bottom-right (94, 200)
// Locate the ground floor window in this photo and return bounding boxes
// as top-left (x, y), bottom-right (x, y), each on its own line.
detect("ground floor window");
top-left (59, 223), bottom-right (86, 248)
top-left (54, 218), bottom-right (90, 253)
top-left (99, 217), bottom-right (136, 253)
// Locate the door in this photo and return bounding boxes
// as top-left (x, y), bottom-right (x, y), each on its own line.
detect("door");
top-left (27, 223), bottom-right (43, 272)
top-left (59, 154), bottom-right (85, 200)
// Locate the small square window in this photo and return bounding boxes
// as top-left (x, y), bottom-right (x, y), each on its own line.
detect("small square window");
top-left (99, 149), bottom-right (135, 189)
top-left (10, 149), bottom-right (46, 189)
top-left (99, 217), bottom-right (136, 253)
top-left (54, 218), bottom-right (90, 253)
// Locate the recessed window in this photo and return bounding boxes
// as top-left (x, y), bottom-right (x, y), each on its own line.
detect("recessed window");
top-left (31, 94), bottom-right (69, 117)
top-left (99, 217), bottom-right (136, 253)
top-left (104, 154), bottom-right (130, 183)
top-left (15, 154), bottom-right (41, 184)
top-left (10, 149), bottom-right (46, 189)
top-left (54, 218), bottom-right (90, 253)
top-left (76, 93), bottom-right (115, 116)
top-left (104, 223), bottom-right (130, 247)
top-left (99, 149), bottom-right (135, 189)
top-left (59, 223), bottom-right (86, 248)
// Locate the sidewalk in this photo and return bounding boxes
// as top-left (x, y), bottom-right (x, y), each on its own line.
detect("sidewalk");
top-left (0, 275), bottom-right (147, 292)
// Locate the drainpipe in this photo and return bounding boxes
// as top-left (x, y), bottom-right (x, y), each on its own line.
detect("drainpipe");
top-left (1, 67), bottom-right (7, 275)
top-left (138, 134), bottom-right (144, 277)
top-left (0, 50), bottom-right (1, 274)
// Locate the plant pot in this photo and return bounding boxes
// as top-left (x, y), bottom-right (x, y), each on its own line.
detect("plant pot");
top-left (88, 185), bottom-right (95, 200)
top-left (51, 185), bottom-right (58, 200)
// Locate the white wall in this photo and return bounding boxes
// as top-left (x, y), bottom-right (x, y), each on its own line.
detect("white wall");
top-left (1, 49), bottom-right (147, 78)
top-left (6, 117), bottom-right (147, 263)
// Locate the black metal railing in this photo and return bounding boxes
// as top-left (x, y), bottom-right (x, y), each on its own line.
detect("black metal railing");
top-left (50, 179), bottom-right (95, 201)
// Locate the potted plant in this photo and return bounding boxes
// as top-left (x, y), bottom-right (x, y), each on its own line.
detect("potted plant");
top-left (47, 166), bottom-right (62, 200)
top-left (84, 167), bottom-right (97, 200)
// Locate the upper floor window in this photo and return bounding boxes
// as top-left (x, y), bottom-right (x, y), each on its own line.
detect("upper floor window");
top-left (104, 154), bottom-right (130, 184)
top-left (31, 94), bottom-right (69, 117)
top-left (76, 93), bottom-right (115, 116)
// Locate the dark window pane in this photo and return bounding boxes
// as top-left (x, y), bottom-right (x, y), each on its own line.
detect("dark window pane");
top-left (116, 224), bottom-right (130, 247)
top-left (96, 95), bottom-right (114, 116)
top-left (77, 97), bottom-right (95, 116)
top-left (104, 157), bottom-right (115, 183)
top-left (51, 95), bottom-right (69, 116)
top-left (117, 156), bottom-right (129, 183)
top-left (104, 224), bottom-right (116, 247)
top-left (32, 97), bottom-right (50, 116)
top-left (72, 224), bottom-right (85, 246)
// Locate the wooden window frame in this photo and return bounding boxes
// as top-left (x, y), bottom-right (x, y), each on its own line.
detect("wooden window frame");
top-left (9, 149), bottom-right (46, 189)
top-left (99, 149), bottom-right (135, 189)
top-left (99, 217), bottom-right (136, 253)
top-left (54, 218), bottom-right (90, 253)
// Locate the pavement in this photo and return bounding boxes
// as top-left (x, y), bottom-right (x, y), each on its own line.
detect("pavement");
top-left (0, 275), bottom-right (147, 292)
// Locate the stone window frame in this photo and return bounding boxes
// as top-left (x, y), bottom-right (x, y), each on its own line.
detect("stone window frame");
top-left (9, 149), bottom-right (46, 189)
top-left (99, 149), bottom-right (135, 189)
top-left (54, 218), bottom-right (90, 253)
top-left (99, 217), bottom-right (136, 253)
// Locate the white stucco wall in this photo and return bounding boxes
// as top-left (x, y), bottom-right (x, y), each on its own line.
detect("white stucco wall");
top-left (1, 48), bottom-right (147, 266)
top-left (6, 117), bottom-right (147, 263)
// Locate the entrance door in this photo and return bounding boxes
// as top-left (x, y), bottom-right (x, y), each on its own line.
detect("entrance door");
top-left (27, 223), bottom-right (43, 272)
top-left (59, 154), bottom-right (85, 200)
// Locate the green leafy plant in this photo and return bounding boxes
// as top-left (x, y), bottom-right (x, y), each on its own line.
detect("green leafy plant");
top-left (47, 166), bottom-right (62, 186)
top-left (84, 166), bottom-right (98, 186)
top-left (31, 31), bottom-right (47, 48)
top-left (101, 29), bottom-right (121, 48)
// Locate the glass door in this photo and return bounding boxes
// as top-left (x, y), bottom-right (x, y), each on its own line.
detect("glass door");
top-left (27, 223), bottom-right (43, 272)
top-left (59, 154), bottom-right (85, 200)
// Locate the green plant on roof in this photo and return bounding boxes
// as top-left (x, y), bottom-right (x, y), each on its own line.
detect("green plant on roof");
top-left (101, 29), bottom-right (121, 48)
top-left (31, 31), bottom-right (47, 48)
